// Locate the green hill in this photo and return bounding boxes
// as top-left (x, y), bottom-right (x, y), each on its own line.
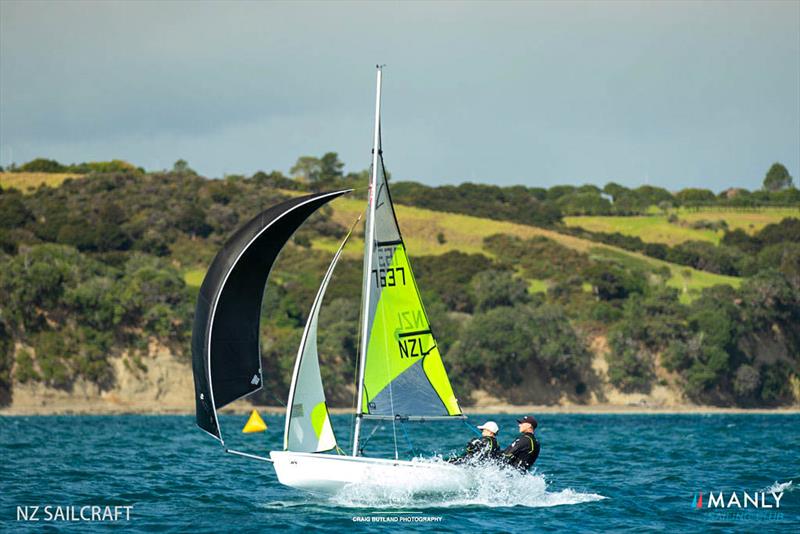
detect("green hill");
top-left (182, 196), bottom-right (743, 302)
top-left (2, 168), bottom-right (798, 411)
top-left (318, 197), bottom-right (742, 301)
top-left (565, 208), bottom-right (798, 246)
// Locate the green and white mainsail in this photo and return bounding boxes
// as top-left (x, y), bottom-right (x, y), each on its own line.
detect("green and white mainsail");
top-left (283, 228), bottom-right (355, 453)
top-left (358, 151), bottom-right (462, 420)
top-left (353, 70), bottom-right (462, 434)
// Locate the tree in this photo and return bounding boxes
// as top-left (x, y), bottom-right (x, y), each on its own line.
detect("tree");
top-left (675, 188), bottom-right (716, 206)
top-left (584, 262), bottom-right (647, 301)
top-left (290, 152), bottom-right (344, 191)
top-left (0, 195), bottom-right (34, 229)
top-left (414, 251), bottom-right (494, 312)
top-left (19, 158), bottom-right (66, 173)
top-left (757, 217), bottom-right (800, 247)
top-left (763, 162), bottom-right (793, 191)
top-left (556, 192), bottom-right (612, 215)
top-left (290, 156), bottom-right (320, 184)
top-left (633, 185), bottom-right (674, 207)
top-left (172, 159), bottom-right (196, 175)
top-left (471, 270), bottom-right (530, 312)
top-left (451, 303), bottom-right (589, 390)
top-left (607, 335), bottom-right (654, 392)
top-left (733, 364), bottom-right (760, 400)
top-left (0, 318), bottom-right (12, 404)
top-left (319, 152), bottom-right (344, 183)
top-left (603, 182), bottom-right (629, 200)
top-left (175, 204), bottom-right (212, 238)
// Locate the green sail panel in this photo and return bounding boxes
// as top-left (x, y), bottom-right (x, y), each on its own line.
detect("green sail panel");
top-left (361, 241), bottom-right (462, 418)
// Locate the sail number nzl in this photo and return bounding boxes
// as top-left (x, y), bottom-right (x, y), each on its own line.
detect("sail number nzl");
top-left (398, 331), bottom-right (435, 358)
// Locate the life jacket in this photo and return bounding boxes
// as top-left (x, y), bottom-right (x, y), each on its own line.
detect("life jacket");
top-left (458, 435), bottom-right (499, 463)
top-left (504, 432), bottom-right (540, 471)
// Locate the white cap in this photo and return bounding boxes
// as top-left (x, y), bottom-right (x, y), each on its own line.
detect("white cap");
top-left (477, 421), bottom-right (499, 434)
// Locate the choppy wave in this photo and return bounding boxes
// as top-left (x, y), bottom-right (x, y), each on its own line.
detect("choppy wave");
top-left (329, 456), bottom-right (605, 509)
top-left (8, 414), bottom-right (800, 532)
top-left (761, 480), bottom-right (794, 494)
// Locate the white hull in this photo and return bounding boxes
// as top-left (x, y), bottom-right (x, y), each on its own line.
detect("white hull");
top-left (270, 451), bottom-right (470, 494)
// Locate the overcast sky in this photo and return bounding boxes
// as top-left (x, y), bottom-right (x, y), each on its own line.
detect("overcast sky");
top-left (1, 0), bottom-right (798, 191)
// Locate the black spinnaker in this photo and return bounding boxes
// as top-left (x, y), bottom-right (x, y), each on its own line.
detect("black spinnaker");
top-left (191, 190), bottom-right (351, 442)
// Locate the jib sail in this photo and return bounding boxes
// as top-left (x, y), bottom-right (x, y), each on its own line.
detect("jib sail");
top-left (283, 222), bottom-right (358, 453)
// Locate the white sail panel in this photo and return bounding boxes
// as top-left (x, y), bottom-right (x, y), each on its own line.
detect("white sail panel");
top-left (283, 229), bottom-right (354, 452)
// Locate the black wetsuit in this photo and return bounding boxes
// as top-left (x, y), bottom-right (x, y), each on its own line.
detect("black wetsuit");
top-left (451, 435), bottom-right (500, 464)
top-left (502, 432), bottom-right (540, 472)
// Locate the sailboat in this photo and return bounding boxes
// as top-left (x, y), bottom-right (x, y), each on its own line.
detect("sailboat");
top-left (192, 67), bottom-right (469, 494)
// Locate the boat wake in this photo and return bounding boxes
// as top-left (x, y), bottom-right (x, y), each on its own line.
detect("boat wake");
top-left (761, 480), bottom-right (794, 494)
top-left (329, 457), bottom-right (605, 509)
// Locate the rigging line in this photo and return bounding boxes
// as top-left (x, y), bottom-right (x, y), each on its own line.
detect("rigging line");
top-left (348, 208), bottom-right (368, 454)
top-left (399, 420), bottom-right (417, 458)
top-left (270, 392), bottom-right (286, 408)
top-left (358, 421), bottom-right (382, 455)
top-left (463, 419), bottom-right (481, 437)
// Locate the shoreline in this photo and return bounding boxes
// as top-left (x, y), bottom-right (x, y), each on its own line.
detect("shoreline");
top-left (2, 403), bottom-right (798, 416)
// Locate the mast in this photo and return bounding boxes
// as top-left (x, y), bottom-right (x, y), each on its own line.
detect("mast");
top-left (352, 65), bottom-right (383, 456)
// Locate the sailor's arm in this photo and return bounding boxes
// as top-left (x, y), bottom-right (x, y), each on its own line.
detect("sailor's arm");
top-left (503, 437), bottom-right (523, 454)
top-left (464, 437), bottom-right (482, 456)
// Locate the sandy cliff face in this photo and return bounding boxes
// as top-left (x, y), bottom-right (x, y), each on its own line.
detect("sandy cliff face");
top-left (466, 335), bottom-right (687, 410)
top-left (3, 336), bottom-right (796, 415)
top-left (6, 342), bottom-right (195, 414)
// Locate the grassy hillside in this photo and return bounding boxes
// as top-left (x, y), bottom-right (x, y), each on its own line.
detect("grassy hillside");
top-left (565, 207), bottom-right (798, 246)
top-left (4, 170), bottom-right (797, 410)
top-left (0, 172), bottom-right (82, 192)
top-left (200, 195), bottom-right (741, 303)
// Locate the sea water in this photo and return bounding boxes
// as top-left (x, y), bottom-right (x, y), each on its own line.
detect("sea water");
top-left (1, 414), bottom-right (798, 532)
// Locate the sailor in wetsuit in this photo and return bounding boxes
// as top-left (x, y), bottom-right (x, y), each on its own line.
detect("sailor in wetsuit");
top-left (502, 415), bottom-right (541, 472)
top-left (450, 421), bottom-right (500, 464)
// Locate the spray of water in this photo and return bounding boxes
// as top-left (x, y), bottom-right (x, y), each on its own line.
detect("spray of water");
top-left (329, 456), bottom-right (605, 509)
top-left (762, 480), bottom-right (794, 494)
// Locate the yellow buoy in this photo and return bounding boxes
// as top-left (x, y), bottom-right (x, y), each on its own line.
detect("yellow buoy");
top-left (242, 409), bottom-right (267, 433)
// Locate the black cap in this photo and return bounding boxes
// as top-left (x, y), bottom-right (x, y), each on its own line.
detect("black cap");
top-left (517, 416), bottom-right (538, 429)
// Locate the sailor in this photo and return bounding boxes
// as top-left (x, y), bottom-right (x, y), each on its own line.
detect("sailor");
top-left (449, 421), bottom-right (500, 464)
top-left (502, 415), bottom-right (540, 472)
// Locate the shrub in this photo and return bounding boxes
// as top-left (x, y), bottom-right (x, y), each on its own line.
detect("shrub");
top-left (589, 301), bottom-right (624, 323)
top-left (450, 303), bottom-right (590, 390)
top-left (606, 333), bottom-right (654, 392)
top-left (14, 349), bottom-right (40, 384)
top-left (470, 270), bottom-right (530, 312)
top-left (760, 363), bottom-right (792, 403)
top-left (414, 251), bottom-right (494, 312)
top-left (18, 158), bottom-right (67, 173)
top-left (584, 262), bottom-right (647, 301)
top-left (733, 364), bottom-right (760, 400)
top-left (32, 331), bottom-right (73, 388)
top-left (0, 195), bottom-right (34, 229)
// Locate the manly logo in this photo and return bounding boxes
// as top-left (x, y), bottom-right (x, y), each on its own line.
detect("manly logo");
top-left (691, 490), bottom-right (784, 510)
